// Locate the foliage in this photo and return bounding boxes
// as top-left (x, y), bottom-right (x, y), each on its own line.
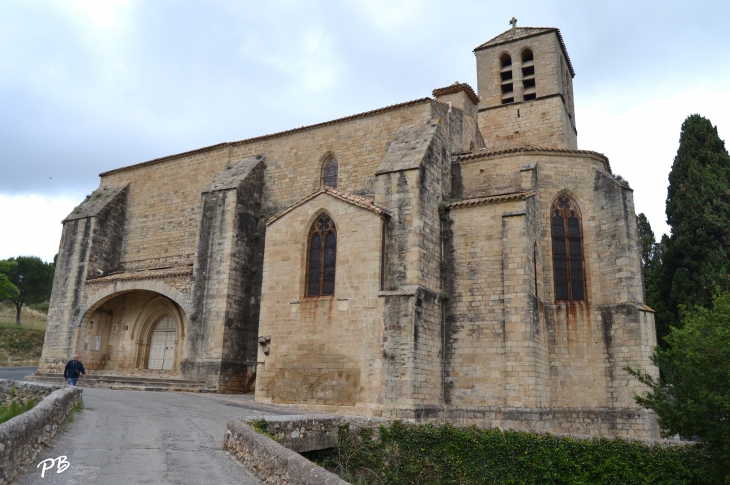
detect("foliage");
top-left (249, 418), bottom-right (276, 440)
top-left (309, 422), bottom-right (716, 485)
top-left (0, 260), bottom-right (18, 301)
top-left (636, 215), bottom-right (674, 344)
top-left (0, 399), bottom-right (36, 424)
top-left (628, 293), bottom-right (730, 481)
top-left (612, 173), bottom-right (631, 187)
top-left (0, 256), bottom-right (55, 325)
top-left (660, 114), bottom-right (730, 335)
top-left (66, 399), bottom-right (84, 423)
top-left (0, 323), bottom-right (45, 366)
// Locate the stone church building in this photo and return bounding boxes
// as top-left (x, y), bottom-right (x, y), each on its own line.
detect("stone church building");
top-left (38, 24), bottom-right (660, 438)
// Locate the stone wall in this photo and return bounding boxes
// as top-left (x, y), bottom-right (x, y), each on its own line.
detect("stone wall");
top-left (478, 95), bottom-right (577, 150)
top-left (224, 419), bottom-right (351, 485)
top-left (474, 28), bottom-right (577, 150)
top-left (256, 193), bottom-right (386, 411)
top-left (0, 380), bottom-right (82, 485)
top-left (240, 414), bottom-right (387, 453)
top-left (0, 380), bottom-right (56, 407)
top-left (440, 149), bottom-right (658, 438)
top-left (188, 154), bottom-right (265, 392)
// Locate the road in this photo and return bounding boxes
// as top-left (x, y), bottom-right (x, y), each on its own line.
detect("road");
top-left (11, 388), bottom-right (305, 485)
top-left (0, 366), bottom-right (37, 380)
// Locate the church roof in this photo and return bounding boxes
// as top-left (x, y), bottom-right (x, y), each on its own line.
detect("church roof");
top-left (99, 98), bottom-right (432, 177)
top-left (474, 27), bottom-right (575, 77)
top-left (455, 146), bottom-right (611, 173)
top-left (432, 82), bottom-right (479, 105)
top-left (447, 191), bottom-right (535, 209)
top-left (266, 187), bottom-right (390, 226)
top-left (63, 182), bottom-right (129, 222)
top-left (86, 265), bottom-right (193, 283)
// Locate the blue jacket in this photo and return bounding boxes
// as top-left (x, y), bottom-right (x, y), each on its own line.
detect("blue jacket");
top-left (64, 360), bottom-right (86, 379)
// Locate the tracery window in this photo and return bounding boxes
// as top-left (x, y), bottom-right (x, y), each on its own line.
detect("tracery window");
top-left (551, 195), bottom-right (585, 300)
top-left (307, 214), bottom-right (337, 296)
top-left (322, 157), bottom-right (338, 188)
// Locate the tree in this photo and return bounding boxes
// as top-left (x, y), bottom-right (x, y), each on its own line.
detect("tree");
top-left (637, 213), bottom-right (657, 300)
top-left (0, 256), bottom-right (55, 325)
top-left (661, 114), bottom-right (730, 334)
top-left (0, 260), bottom-right (18, 301)
top-left (628, 293), bottom-right (730, 480)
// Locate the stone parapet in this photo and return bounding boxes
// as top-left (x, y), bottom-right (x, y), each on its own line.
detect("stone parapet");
top-left (224, 419), bottom-right (350, 485)
top-left (0, 380), bottom-right (82, 485)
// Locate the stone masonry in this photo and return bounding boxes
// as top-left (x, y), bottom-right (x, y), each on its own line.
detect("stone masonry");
top-left (38, 24), bottom-right (660, 438)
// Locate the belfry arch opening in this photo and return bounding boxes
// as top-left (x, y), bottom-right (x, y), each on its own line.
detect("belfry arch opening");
top-left (77, 290), bottom-right (186, 374)
top-left (521, 49), bottom-right (536, 101)
top-left (500, 54), bottom-right (514, 104)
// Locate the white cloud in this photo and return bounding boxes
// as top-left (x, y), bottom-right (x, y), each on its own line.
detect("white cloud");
top-left (0, 194), bottom-right (83, 262)
top-left (579, 78), bottom-right (730, 240)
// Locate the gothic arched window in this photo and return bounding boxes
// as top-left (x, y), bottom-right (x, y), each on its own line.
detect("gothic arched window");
top-left (322, 157), bottom-right (338, 188)
top-left (551, 195), bottom-right (585, 301)
top-left (307, 214), bottom-right (337, 296)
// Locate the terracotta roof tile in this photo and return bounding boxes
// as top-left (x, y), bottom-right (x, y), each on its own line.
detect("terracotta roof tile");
top-left (432, 82), bottom-right (479, 105)
top-left (447, 191), bottom-right (535, 209)
top-left (267, 187), bottom-right (390, 226)
top-left (86, 266), bottom-right (193, 284)
top-left (455, 146), bottom-right (611, 172)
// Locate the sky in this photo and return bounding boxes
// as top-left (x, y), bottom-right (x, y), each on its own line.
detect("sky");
top-left (1, 0), bottom-right (729, 262)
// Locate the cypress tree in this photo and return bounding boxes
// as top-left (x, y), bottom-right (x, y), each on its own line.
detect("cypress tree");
top-left (661, 114), bottom-right (730, 337)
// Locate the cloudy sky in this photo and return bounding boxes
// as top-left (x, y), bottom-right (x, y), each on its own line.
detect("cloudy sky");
top-left (1, 0), bottom-right (729, 262)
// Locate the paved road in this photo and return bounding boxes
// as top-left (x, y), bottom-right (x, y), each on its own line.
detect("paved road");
top-left (13, 388), bottom-right (304, 485)
top-left (0, 366), bottom-right (37, 380)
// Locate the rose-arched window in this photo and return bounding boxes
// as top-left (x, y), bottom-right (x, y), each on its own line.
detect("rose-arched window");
top-left (551, 195), bottom-right (585, 300)
top-left (307, 214), bottom-right (337, 296)
top-left (322, 157), bottom-right (338, 188)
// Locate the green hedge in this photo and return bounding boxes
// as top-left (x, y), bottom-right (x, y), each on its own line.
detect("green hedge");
top-left (308, 421), bottom-right (720, 485)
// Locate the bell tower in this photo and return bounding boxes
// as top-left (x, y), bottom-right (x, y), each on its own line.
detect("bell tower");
top-left (474, 20), bottom-right (578, 150)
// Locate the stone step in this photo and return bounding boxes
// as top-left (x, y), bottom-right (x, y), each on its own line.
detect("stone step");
top-left (29, 372), bottom-right (207, 385)
top-left (24, 373), bottom-right (217, 393)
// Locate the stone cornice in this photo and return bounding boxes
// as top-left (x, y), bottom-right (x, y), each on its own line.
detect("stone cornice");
top-left (455, 146), bottom-right (611, 173)
top-left (266, 187), bottom-right (390, 226)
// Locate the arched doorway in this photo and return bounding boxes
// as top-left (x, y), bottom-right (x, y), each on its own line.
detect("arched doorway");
top-left (147, 315), bottom-right (177, 370)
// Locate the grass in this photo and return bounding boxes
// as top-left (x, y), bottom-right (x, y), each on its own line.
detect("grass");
top-left (0, 303), bottom-right (48, 329)
top-left (65, 399), bottom-right (84, 423)
top-left (0, 303), bottom-right (46, 366)
top-left (0, 398), bottom-right (36, 424)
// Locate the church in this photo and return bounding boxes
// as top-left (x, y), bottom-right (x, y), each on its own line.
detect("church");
top-left (36, 23), bottom-right (660, 439)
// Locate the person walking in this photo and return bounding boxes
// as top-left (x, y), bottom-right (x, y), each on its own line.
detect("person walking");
top-left (63, 354), bottom-right (86, 386)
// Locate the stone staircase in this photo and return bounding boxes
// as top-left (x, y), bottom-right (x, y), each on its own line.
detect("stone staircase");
top-left (23, 371), bottom-right (217, 393)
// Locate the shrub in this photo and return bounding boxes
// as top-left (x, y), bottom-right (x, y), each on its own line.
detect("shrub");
top-left (309, 421), bottom-right (717, 485)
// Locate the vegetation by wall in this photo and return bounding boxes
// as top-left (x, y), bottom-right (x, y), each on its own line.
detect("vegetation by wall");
top-left (309, 421), bottom-right (717, 485)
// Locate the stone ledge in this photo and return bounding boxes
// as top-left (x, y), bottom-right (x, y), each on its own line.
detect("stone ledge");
top-left (224, 419), bottom-right (351, 485)
top-left (0, 380), bottom-right (83, 485)
top-left (241, 414), bottom-right (387, 453)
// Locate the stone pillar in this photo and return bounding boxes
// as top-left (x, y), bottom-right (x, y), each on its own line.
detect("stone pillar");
top-left (41, 184), bottom-right (129, 373)
top-left (187, 154), bottom-right (265, 392)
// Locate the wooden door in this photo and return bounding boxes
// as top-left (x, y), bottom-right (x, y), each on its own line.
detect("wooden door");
top-left (147, 315), bottom-right (176, 370)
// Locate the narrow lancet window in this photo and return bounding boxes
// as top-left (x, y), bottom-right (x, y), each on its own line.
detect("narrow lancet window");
top-left (307, 214), bottom-right (337, 296)
top-left (551, 196), bottom-right (585, 300)
top-left (322, 157), bottom-right (338, 188)
top-left (521, 49), bottom-right (536, 101)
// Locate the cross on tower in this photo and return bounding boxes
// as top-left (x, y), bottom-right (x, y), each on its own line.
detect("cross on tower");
top-left (509, 17), bottom-right (517, 29)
